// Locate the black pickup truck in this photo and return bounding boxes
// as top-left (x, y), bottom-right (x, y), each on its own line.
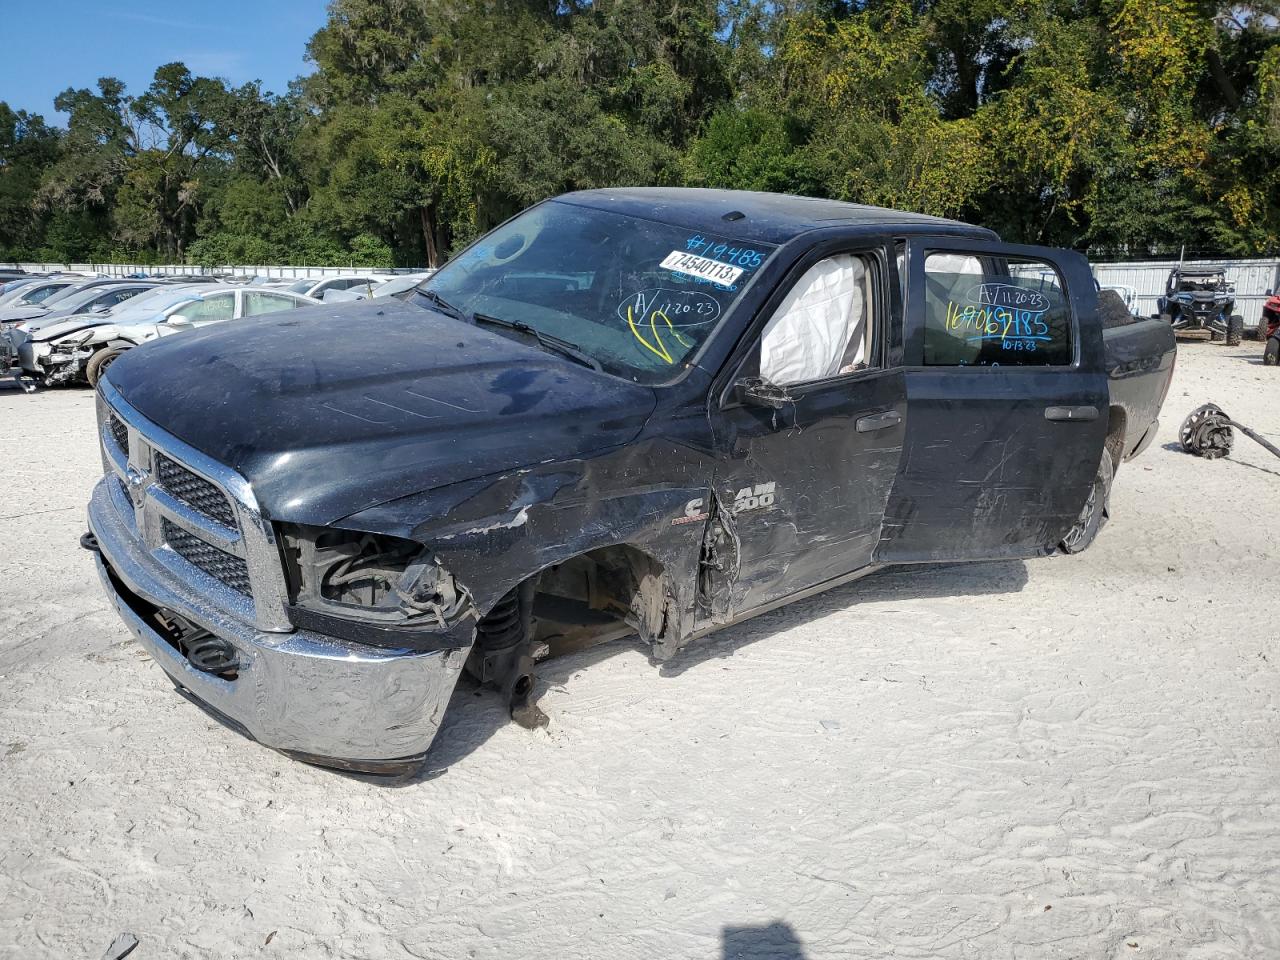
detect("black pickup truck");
top-left (85, 189), bottom-right (1176, 773)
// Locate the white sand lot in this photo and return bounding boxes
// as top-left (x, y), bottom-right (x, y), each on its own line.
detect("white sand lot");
top-left (1, 342), bottom-right (1278, 959)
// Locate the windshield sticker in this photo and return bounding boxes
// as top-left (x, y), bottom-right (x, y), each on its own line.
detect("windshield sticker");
top-left (660, 251), bottom-right (744, 288)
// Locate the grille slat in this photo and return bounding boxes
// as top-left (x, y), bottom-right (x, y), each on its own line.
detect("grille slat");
top-left (155, 454), bottom-right (237, 528)
top-left (108, 414), bottom-right (129, 456)
top-left (162, 518), bottom-right (251, 595)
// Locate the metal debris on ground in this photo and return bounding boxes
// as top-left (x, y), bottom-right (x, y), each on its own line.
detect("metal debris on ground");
top-left (1180, 403), bottom-right (1280, 460)
top-left (100, 933), bottom-right (138, 960)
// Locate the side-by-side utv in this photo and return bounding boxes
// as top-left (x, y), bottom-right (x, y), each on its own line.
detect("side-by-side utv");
top-left (1158, 266), bottom-right (1244, 346)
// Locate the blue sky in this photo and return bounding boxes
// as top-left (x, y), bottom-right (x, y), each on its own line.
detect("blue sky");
top-left (1, 1), bottom-right (329, 121)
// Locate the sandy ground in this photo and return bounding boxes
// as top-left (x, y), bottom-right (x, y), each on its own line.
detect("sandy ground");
top-left (1, 342), bottom-right (1278, 960)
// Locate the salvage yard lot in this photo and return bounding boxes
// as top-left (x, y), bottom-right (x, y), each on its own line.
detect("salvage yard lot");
top-left (1, 344), bottom-right (1279, 959)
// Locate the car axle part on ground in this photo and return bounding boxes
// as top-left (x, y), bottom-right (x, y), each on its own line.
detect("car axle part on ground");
top-left (1179, 403), bottom-right (1280, 461)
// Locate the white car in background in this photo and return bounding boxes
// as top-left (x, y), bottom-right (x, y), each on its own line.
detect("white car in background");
top-left (283, 275), bottom-right (389, 300)
top-left (318, 272), bottom-right (435, 303)
top-left (15, 284), bottom-right (317, 388)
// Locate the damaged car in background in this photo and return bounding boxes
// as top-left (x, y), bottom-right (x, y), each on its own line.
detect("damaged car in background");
top-left (84, 188), bottom-right (1177, 775)
top-left (12, 284), bottom-right (317, 389)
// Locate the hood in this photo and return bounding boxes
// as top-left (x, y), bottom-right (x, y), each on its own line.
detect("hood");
top-left (106, 299), bottom-right (658, 525)
top-left (0, 306), bottom-right (48, 324)
top-left (29, 315), bottom-right (113, 341)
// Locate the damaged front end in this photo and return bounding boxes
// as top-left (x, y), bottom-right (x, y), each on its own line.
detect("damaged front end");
top-left (88, 382), bottom-right (479, 775)
top-left (278, 524), bottom-right (474, 648)
top-left (13, 328), bottom-right (98, 388)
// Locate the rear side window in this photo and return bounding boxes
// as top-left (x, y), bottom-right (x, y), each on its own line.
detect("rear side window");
top-left (181, 293), bottom-right (236, 322)
top-left (923, 253), bottom-right (1073, 366)
top-left (244, 292), bottom-right (302, 315)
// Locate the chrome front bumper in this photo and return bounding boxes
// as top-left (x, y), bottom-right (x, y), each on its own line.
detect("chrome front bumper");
top-left (88, 478), bottom-right (470, 773)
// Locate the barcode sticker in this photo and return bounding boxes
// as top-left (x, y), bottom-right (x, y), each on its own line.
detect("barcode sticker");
top-left (660, 250), bottom-right (744, 287)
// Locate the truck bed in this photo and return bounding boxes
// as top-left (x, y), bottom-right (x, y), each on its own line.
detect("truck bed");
top-left (1101, 301), bottom-right (1177, 461)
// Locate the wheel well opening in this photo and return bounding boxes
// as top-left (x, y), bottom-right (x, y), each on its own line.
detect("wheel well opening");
top-left (1106, 406), bottom-right (1127, 468)
top-left (530, 545), bottom-right (669, 658)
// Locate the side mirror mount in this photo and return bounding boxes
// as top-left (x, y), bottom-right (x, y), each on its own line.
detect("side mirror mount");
top-left (1267, 289), bottom-right (1274, 297)
top-left (166, 313), bottom-right (192, 327)
top-left (90, 303), bottom-right (109, 313)
top-left (733, 376), bottom-right (795, 410)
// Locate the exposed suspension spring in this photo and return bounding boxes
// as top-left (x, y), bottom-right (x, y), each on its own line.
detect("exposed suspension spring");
top-left (476, 589), bottom-right (524, 651)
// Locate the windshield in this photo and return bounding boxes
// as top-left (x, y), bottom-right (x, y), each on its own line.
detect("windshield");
top-left (1178, 274), bottom-right (1226, 291)
top-left (40, 282), bottom-right (95, 306)
top-left (286, 279), bottom-right (314, 294)
top-left (16, 282), bottom-right (72, 305)
top-left (45, 284), bottom-right (117, 311)
top-left (0, 279), bottom-right (40, 305)
top-left (108, 287), bottom-right (202, 323)
top-left (418, 200), bottom-right (776, 382)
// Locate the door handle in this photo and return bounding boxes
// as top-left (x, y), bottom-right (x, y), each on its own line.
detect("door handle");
top-left (1044, 405), bottom-right (1099, 422)
top-left (855, 410), bottom-right (902, 433)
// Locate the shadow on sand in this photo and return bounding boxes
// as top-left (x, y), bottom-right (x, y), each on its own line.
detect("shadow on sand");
top-left (722, 921), bottom-right (809, 960)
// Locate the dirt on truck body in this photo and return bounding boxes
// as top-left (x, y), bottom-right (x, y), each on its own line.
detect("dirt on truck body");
top-left (84, 188), bottom-right (1177, 773)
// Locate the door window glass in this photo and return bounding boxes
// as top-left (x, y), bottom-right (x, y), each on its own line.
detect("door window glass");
top-left (179, 293), bottom-right (235, 323)
top-left (760, 254), bottom-right (874, 385)
top-left (244, 292), bottom-right (301, 315)
top-left (21, 283), bottom-right (71, 304)
top-left (923, 253), bottom-right (1072, 366)
top-left (96, 289), bottom-right (142, 309)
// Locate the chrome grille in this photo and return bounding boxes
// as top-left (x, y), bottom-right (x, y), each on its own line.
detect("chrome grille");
top-left (162, 518), bottom-right (252, 594)
top-left (97, 380), bottom-right (291, 632)
top-left (155, 453), bottom-right (236, 527)
top-left (109, 414), bottom-right (129, 455)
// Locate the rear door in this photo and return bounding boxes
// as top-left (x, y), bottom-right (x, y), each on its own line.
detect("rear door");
top-left (879, 238), bottom-right (1108, 562)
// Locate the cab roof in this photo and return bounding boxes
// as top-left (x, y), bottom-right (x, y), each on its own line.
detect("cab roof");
top-left (556, 188), bottom-right (999, 246)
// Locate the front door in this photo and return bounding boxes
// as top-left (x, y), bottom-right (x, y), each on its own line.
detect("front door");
top-left (701, 243), bottom-right (906, 623)
top-left (879, 238), bottom-right (1109, 562)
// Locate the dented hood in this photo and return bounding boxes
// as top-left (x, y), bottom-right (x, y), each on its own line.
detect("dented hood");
top-left (106, 299), bottom-right (658, 525)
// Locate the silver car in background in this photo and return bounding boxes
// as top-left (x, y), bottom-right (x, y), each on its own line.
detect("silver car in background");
top-left (13, 285), bottom-right (318, 389)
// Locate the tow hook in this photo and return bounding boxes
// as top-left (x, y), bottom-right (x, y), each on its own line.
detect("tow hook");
top-left (80, 531), bottom-right (100, 552)
top-left (186, 635), bottom-right (241, 677)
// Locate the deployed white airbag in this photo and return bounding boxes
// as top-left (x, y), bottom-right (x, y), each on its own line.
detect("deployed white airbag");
top-left (760, 255), bottom-right (866, 385)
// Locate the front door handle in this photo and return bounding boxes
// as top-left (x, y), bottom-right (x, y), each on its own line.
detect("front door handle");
top-left (856, 410), bottom-right (903, 433)
top-left (1044, 405), bottom-right (1099, 422)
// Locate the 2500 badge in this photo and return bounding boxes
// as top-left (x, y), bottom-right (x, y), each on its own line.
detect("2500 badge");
top-left (673, 483), bottom-right (778, 525)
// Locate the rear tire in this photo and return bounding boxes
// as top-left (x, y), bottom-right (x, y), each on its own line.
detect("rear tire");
top-left (1256, 316), bottom-right (1271, 342)
top-left (1060, 448), bottom-right (1113, 555)
top-left (1265, 337), bottom-right (1280, 367)
top-left (85, 347), bottom-right (125, 387)
top-left (1226, 314), bottom-right (1244, 346)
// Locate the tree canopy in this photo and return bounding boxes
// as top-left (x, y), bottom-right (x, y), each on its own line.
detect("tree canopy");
top-left (2, 0), bottom-right (1279, 265)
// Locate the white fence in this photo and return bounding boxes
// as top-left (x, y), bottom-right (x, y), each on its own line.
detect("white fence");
top-left (9, 256), bottom-right (1280, 318)
top-left (1093, 257), bottom-right (1280, 319)
top-left (3, 263), bottom-right (424, 280)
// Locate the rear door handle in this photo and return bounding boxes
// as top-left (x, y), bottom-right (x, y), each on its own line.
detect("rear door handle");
top-left (856, 410), bottom-right (903, 433)
top-left (1044, 405), bottom-right (1099, 422)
